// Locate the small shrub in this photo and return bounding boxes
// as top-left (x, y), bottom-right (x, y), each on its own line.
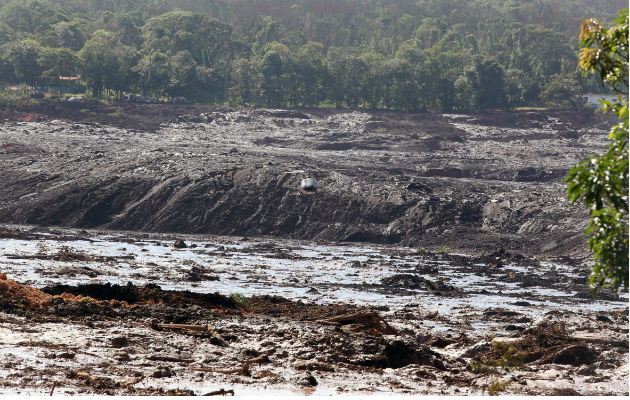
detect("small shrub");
top-left (436, 245), bottom-right (452, 255)
top-left (230, 293), bottom-right (249, 308)
top-left (110, 106), bottom-right (126, 119)
top-left (0, 85), bottom-right (31, 107)
top-left (469, 361), bottom-right (489, 373)
top-left (487, 379), bottom-right (509, 396)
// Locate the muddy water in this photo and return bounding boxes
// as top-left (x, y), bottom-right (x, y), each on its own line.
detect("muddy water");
top-left (1, 226), bottom-right (625, 321)
top-left (0, 226), bottom-right (628, 396)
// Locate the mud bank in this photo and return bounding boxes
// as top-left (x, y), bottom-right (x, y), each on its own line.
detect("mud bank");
top-left (0, 227), bottom-right (627, 395)
top-left (0, 102), bottom-right (616, 257)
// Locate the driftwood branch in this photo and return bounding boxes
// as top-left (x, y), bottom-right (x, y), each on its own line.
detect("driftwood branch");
top-left (203, 388), bottom-right (235, 396)
top-left (147, 355), bottom-right (194, 363)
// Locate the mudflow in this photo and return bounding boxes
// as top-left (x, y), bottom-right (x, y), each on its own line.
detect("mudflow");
top-left (0, 101), bottom-right (627, 396)
top-left (0, 101), bottom-right (618, 257)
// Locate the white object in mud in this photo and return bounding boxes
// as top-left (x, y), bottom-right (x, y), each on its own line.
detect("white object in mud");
top-left (300, 177), bottom-right (317, 191)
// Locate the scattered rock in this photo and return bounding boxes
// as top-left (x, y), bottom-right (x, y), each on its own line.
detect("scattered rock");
top-left (296, 372), bottom-right (318, 387)
top-left (151, 367), bottom-right (173, 378)
top-left (596, 315), bottom-right (613, 323)
top-left (111, 336), bottom-right (129, 348)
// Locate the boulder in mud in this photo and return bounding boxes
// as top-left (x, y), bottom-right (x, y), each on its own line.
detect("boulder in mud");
top-left (358, 339), bottom-right (445, 370)
top-left (537, 344), bottom-right (598, 366)
top-left (296, 372), bottom-right (318, 387)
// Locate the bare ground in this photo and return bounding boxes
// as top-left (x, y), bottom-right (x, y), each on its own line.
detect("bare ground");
top-left (0, 100), bottom-right (618, 257)
top-left (0, 102), bottom-right (627, 395)
top-left (0, 226), bottom-right (627, 395)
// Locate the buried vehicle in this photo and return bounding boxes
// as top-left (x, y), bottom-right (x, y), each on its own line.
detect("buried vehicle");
top-left (300, 177), bottom-right (318, 193)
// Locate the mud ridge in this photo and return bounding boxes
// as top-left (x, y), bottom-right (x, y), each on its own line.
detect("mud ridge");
top-left (0, 104), bottom-right (617, 257)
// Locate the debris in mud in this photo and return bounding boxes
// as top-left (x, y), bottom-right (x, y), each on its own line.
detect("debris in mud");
top-left (296, 372), bottom-right (318, 387)
top-left (41, 281), bottom-right (239, 309)
top-left (0, 273), bottom-right (54, 308)
top-left (358, 338), bottom-right (446, 370)
top-left (186, 265), bottom-right (219, 282)
top-left (0, 230), bottom-right (627, 396)
top-left (316, 311), bottom-right (396, 335)
top-left (0, 227), bottom-right (23, 239)
top-left (204, 388), bottom-right (235, 396)
top-left (381, 274), bottom-right (456, 293)
top-left (6, 248), bottom-right (132, 263)
top-left (110, 336), bottom-right (129, 348)
top-left (471, 320), bottom-right (611, 377)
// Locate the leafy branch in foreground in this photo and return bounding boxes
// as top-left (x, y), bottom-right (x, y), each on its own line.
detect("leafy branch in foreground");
top-left (567, 9), bottom-right (629, 291)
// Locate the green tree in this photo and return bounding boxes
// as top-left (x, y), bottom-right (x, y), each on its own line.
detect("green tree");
top-left (466, 58), bottom-right (506, 111)
top-left (260, 50), bottom-right (284, 107)
top-left (503, 68), bottom-right (526, 111)
top-left (540, 73), bottom-right (582, 111)
top-left (6, 39), bottom-right (42, 87)
top-left (566, 9), bottom-right (629, 291)
top-left (142, 10), bottom-right (232, 69)
top-left (51, 21), bottom-right (84, 51)
top-left (37, 46), bottom-right (78, 91)
top-left (228, 58), bottom-right (254, 105)
top-left (78, 30), bottom-right (132, 98)
top-left (135, 51), bottom-right (170, 97)
top-left (296, 41), bottom-right (325, 107)
top-left (167, 50), bottom-right (197, 99)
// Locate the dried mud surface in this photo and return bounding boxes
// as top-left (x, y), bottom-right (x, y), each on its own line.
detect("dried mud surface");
top-left (0, 103), bottom-right (627, 395)
top-left (0, 227), bottom-right (627, 395)
top-left (0, 101), bottom-right (618, 257)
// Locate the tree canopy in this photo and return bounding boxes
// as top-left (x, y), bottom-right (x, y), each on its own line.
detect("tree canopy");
top-left (0, 0), bottom-right (625, 109)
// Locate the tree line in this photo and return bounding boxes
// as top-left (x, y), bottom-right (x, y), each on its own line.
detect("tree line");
top-left (0, 0), bottom-right (624, 111)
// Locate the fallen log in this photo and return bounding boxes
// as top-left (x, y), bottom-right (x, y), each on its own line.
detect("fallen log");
top-left (203, 388), bottom-right (235, 396)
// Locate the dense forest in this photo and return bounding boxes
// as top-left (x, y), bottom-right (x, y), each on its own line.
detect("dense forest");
top-left (0, 0), bottom-right (625, 111)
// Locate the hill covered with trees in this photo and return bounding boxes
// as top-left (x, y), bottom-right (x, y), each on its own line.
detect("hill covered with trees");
top-left (0, 0), bottom-right (625, 111)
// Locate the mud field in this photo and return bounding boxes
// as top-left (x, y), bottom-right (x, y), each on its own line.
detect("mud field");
top-left (0, 102), bottom-right (628, 395)
top-left (0, 226), bottom-right (628, 395)
top-left (0, 101), bottom-right (618, 256)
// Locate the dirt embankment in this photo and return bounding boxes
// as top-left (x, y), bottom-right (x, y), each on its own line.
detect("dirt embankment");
top-left (0, 101), bottom-right (616, 257)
